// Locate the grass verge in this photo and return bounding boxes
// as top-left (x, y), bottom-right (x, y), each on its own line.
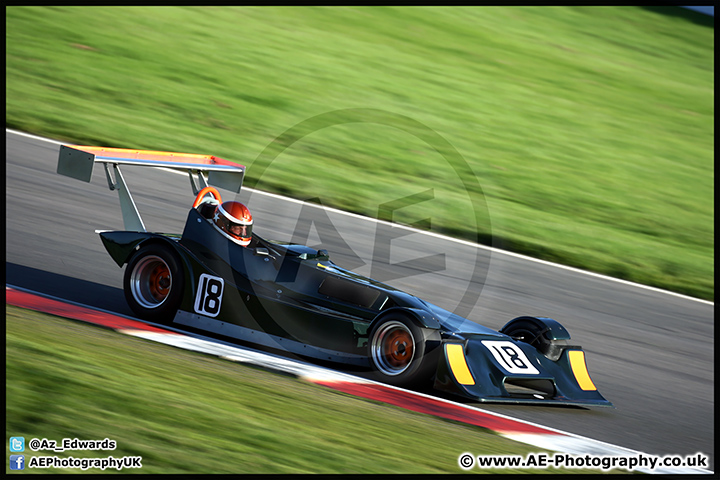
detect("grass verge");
top-left (6, 305), bottom-right (610, 474)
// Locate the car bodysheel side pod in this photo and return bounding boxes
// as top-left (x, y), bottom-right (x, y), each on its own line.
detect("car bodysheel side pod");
top-left (57, 144), bottom-right (612, 407)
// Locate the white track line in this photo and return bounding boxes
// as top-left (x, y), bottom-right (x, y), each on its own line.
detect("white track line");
top-left (8, 128), bottom-right (713, 306)
top-left (73, 311), bottom-right (720, 473)
top-left (116, 332), bottom-right (714, 474)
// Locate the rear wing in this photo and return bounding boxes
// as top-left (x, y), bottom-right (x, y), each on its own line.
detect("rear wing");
top-left (58, 145), bottom-right (245, 232)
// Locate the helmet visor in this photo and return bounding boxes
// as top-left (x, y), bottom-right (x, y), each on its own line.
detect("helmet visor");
top-left (228, 222), bottom-right (252, 239)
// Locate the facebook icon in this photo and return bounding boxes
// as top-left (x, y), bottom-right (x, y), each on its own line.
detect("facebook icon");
top-left (10, 455), bottom-right (25, 470)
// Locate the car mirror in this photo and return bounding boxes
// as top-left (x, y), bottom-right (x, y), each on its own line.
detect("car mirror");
top-left (316, 249), bottom-right (329, 259)
top-left (255, 247), bottom-right (270, 256)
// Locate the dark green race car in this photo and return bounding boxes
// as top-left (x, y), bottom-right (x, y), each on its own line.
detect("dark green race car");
top-left (58, 144), bottom-right (612, 408)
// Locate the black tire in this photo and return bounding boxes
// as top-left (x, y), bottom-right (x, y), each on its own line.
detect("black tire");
top-left (499, 317), bottom-right (568, 361)
top-left (367, 313), bottom-right (440, 388)
top-left (124, 244), bottom-right (185, 323)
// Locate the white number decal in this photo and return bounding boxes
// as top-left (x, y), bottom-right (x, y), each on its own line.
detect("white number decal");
top-left (194, 274), bottom-right (224, 317)
top-left (481, 340), bottom-right (540, 375)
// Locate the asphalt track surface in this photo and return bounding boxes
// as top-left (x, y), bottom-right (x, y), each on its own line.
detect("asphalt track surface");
top-left (5, 130), bottom-right (714, 469)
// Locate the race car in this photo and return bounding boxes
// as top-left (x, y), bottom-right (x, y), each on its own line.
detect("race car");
top-left (57, 144), bottom-right (612, 407)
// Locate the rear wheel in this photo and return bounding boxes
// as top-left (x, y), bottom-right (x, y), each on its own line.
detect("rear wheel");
top-left (124, 244), bottom-right (184, 323)
top-left (368, 314), bottom-right (440, 387)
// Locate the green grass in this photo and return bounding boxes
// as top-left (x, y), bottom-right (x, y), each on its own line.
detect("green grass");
top-left (5, 305), bottom-right (602, 474)
top-left (5, 6), bottom-right (713, 299)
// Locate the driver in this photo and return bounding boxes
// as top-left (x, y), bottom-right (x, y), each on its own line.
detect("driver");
top-left (212, 201), bottom-right (254, 247)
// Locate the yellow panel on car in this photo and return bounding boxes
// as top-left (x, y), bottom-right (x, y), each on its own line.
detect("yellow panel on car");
top-left (568, 350), bottom-right (597, 391)
top-left (446, 343), bottom-right (475, 385)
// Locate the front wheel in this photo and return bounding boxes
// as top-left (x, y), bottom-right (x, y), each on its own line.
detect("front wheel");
top-left (368, 314), bottom-right (440, 388)
top-left (124, 244), bottom-right (185, 323)
top-left (500, 316), bottom-right (569, 361)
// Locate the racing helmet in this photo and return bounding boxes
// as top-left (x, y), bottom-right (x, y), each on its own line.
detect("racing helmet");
top-left (213, 201), bottom-right (253, 247)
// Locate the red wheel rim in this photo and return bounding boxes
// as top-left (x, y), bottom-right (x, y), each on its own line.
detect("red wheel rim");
top-left (130, 255), bottom-right (173, 309)
top-left (148, 263), bottom-right (171, 302)
top-left (370, 320), bottom-right (416, 376)
top-left (383, 328), bottom-right (414, 369)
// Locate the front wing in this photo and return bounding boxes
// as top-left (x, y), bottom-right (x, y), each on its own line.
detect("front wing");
top-left (434, 335), bottom-right (613, 407)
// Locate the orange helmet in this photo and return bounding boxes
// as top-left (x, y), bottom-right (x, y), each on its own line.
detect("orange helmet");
top-left (213, 201), bottom-right (253, 246)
